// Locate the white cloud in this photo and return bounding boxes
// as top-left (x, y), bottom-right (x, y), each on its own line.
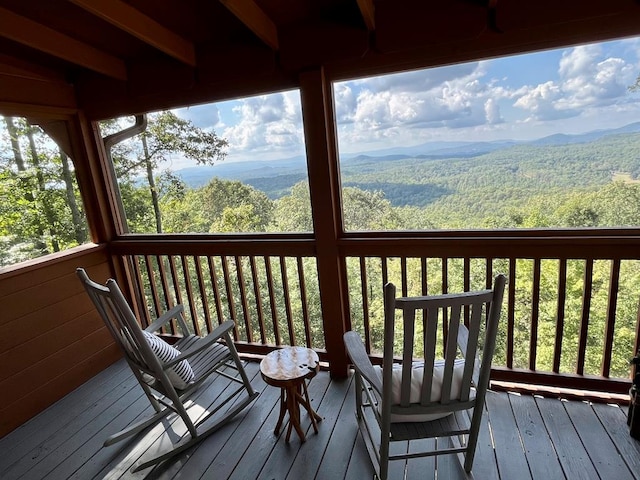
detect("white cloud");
top-left (334, 83), bottom-right (357, 123)
top-left (175, 38), bottom-right (640, 162)
top-left (337, 61), bottom-right (511, 149)
top-left (513, 44), bottom-right (636, 121)
top-left (359, 63), bottom-right (481, 93)
top-left (175, 104), bottom-right (221, 129)
top-left (484, 98), bottom-right (502, 124)
top-left (220, 91), bottom-right (304, 160)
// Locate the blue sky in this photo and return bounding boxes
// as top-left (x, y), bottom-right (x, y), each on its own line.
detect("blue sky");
top-left (175, 35), bottom-right (640, 167)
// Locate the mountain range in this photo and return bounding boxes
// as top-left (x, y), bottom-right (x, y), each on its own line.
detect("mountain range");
top-left (173, 121), bottom-right (640, 190)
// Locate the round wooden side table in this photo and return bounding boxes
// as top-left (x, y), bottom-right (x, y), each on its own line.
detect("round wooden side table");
top-left (260, 346), bottom-right (322, 442)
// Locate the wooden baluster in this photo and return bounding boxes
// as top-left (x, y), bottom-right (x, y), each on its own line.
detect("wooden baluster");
top-left (180, 255), bottom-right (200, 336)
top-left (421, 257), bottom-right (428, 296)
top-left (194, 255), bottom-right (213, 334)
top-left (131, 255), bottom-right (151, 328)
top-left (464, 257), bottom-right (471, 326)
top-left (156, 255), bottom-right (176, 334)
top-left (280, 256), bottom-right (296, 346)
top-left (529, 258), bottom-right (541, 371)
top-left (168, 255), bottom-right (185, 319)
top-left (235, 255), bottom-right (253, 344)
top-left (207, 256), bottom-right (224, 327)
top-left (265, 256), bottom-right (282, 346)
top-left (601, 259), bottom-right (620, 378)
top-left (360, 256), bottom-right (371, 353)
top-left (144, 254), bottom-right (161, 320)
top-left (250, 256), bottom-right (267, 345)
top-left (442, 257), bottom-right (449, 349)
top-left (553, 259), bottom-right (567, 374)
top-left (221, 255), bottom-right (239, 341)
top-left (507, 259), bottom-right (516, 369)
top-left (577, 259), bottom-right (594, 376)
top-left (297, 257), bottom-right (312, 348)
top-left (401, 256), bottom-right (408, 297)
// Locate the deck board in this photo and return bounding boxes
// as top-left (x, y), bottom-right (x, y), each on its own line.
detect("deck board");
top-left (592, 402), bottom-right (640, 480)
top-left (485, 390), bottom-right (532, 479)
top-left (537, 396), bottom-right (600, 479)
top-left (564, 399), bottom-right (634, 480)
top-left (509, 393), bottom-right (565, 480)
top-left (1, 359), bottom-right (638, 480)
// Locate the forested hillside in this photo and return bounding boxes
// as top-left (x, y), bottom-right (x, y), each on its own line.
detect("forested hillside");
top-left (215, 129), bottom-right (640, 230)
top-left (3, 116), bottom-right (640, 381)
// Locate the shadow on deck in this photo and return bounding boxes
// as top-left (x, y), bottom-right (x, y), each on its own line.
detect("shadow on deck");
top-left (1, 359), bottom-right (639, 480)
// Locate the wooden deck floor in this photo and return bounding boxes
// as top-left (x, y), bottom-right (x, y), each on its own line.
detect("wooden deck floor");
top-left (1, 359), bottom-right (639, 480)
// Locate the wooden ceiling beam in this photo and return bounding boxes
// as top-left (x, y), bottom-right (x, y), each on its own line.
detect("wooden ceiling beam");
top-left (356, 0), bottom-right (375, 31)
top-left (0, 6), bottom-right (127, 80)
top-left (219, 0), bottom-right (279, 50)
top-left (0, 74), bottom-right (77, 110)
top-left (69, 0), bottom-right (196, 67)
top-left (0, 54), bottom-right (68, 84)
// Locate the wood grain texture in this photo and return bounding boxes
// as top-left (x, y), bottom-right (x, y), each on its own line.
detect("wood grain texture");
top-left (485, 391), bottom-right (532, 479)
top-left (509, 393), bottom-right (565, 480)
top-left (0, 247), bottom-right (118, 437)
top-left (592, 402), bottom-right (640, 480)
top-left (536, 396), bottom-right (600, 479)
top-left (564, 399), bottom-right (634, 480)
top-left (0, 365), bottom-right (637, 479)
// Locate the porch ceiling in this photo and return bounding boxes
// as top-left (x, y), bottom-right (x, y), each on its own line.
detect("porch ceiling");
top-left (2, 0), bottom-right (640, 119)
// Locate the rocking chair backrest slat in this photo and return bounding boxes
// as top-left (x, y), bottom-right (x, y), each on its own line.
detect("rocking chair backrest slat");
top-left (400, 308), bottom-right (415, 407)
top-left (460, 300), bottom-right (485, 401)
top-left (77, 269), bottom-right (159, 376)
top-left (419, 306), bottom-right (439, 406)
top-left (441, 303), bottom-right (462, 405)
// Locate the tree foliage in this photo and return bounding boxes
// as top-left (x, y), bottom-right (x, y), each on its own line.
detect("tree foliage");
top-left (105, 111), bottom-right (228, 233)
top-left (4, 112), bottom-right (640, 381)
top-left (0, 117), bottom-right (88, 265)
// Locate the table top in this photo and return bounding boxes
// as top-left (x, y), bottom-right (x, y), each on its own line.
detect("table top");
top-left (260, 346), bottom-right (319, 386)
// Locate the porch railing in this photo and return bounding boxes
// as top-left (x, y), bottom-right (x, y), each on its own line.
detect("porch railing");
top-left (110, 231), bottom-right (640, 395)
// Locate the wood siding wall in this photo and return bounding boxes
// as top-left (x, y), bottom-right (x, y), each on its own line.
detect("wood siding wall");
top-left (0, 244), bottom-right (120, 437)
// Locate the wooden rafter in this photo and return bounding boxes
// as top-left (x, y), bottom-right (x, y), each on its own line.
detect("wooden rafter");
top-left (356, 0), bottom-right (375, 31)
top-left (69, 0), bottom-right (196, 67)
top-left (0, 6), bottom-right (127, 80)
top-left (220, 0), bottom-right (279, 50)
top-left (0, 54), bottom-right (68, 83)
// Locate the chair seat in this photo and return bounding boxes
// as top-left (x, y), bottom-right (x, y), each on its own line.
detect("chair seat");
top-left (374, 358), bottom-right (472, 422)
top-left (174, 335), bottom-right (231, 382)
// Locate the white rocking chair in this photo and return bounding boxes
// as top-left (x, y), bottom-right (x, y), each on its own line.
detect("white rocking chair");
top-left (344, 274), bottom-right (506, 479)
top-left (77, 267), bottom-right (258, 472)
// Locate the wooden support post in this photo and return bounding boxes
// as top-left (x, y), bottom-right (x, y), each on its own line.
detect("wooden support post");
top-left (299, 67), bottom-right (350, 378)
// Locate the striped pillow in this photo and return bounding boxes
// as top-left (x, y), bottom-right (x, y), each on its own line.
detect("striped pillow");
top-left (142, 331), bottom-right (195, 389)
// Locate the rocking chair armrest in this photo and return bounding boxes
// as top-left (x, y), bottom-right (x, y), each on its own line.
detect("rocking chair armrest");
top-left (165, 320), bottom-right (236, 366)
top-left (145, 305), bottom-right (190, 335)
top-left (344, 331), bottom-right (382, 394)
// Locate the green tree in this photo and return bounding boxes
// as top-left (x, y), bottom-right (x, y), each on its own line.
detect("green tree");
top-left (273, 181), bottom-right (313, 232)
top-left (107, 111), bottom-right (228, 233)
top-left (162, 177), bottom-right (274, 233)
top-left (0, 116), bottom-right (88, 265)
top-left (273, 182), bottom-right (404, 232)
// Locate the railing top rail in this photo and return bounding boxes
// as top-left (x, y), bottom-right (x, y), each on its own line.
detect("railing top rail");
top-left (110, 236), bottom-right (316, 256)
